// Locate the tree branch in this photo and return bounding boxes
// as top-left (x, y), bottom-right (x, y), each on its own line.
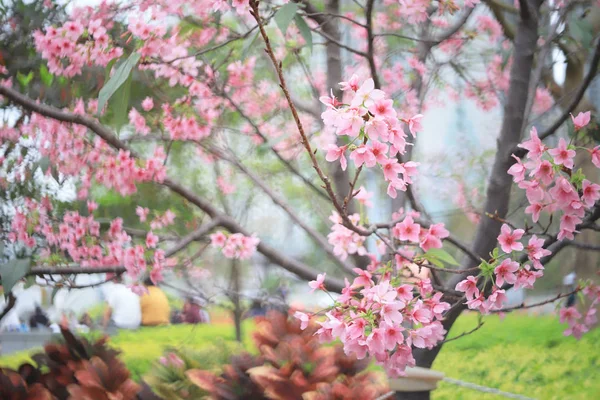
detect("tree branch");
top-left (365, 0), bottom-right (380, 88)
top-left (0, 84), bottom-right (345, 292)
top-left (536, 38), bottom-right (600, 142)
top-left (0, 293), bottom-right (17, 323)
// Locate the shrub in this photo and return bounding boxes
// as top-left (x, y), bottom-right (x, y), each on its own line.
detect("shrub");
top-left (0, 325), bottom-right (160, 400)
top-left (185, 310), bottom-right (389, 400)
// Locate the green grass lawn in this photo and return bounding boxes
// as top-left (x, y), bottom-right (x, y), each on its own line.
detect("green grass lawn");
top-left (433, 312), bottom-right (600, 400)
top-left (1, 314), bottom-right (597, 399)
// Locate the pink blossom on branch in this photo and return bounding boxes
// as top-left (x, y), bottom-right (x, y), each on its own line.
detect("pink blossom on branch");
top-left (497, 224), bottom-right (524, 253)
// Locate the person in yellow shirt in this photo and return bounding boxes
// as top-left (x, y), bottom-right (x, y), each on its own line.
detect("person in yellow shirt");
top-left (139, 278), bottom-right (171, 326)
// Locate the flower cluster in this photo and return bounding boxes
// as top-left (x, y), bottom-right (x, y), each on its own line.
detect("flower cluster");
top-left (34, 19), bottom-right (122, 77)
top-left (8, 199), bottom-right (173, 283)
top-left (509, 112), bottom-right (598, 240)
top-left (321, 76), bottom-right (422, 199)
top-left (296, 274), bottom-right (450, 377)
top-left (327, 212), bottom-right (367, 261)
top-left (456, 111), bottom-right (599, 320)
top-left (210, 231), bottom-right (260, 260)
top-left (559, 285), bottom-right (599, 339)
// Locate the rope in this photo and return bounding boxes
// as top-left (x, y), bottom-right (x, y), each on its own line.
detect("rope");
top-left (373, 377), bottom-right (536, 400)
top-left (442, 378), bottom-right (536, 400)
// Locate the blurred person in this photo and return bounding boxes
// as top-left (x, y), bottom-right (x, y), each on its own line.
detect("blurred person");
top-left (563, 271), bottom-right (577, 307)
top-left (139, 277), bottom-right (170, 326)
top-left (182, 297), bottom-right (209, 324)
top-left (101, 277), bottom-right (141, 330)
top-left (244, 299), bottom-right (266, 319)
top-left (28, 305), bottom-right (50, 330)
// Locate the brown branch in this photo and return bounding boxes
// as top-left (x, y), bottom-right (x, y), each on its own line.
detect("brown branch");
top-left (440, 317), bottom-right (484, 344)
top-left (0, 84), bottom-right (345, 292)
top-left (493, 289), bottom-right (580, 313)
top-left (216, 150), bottom-right (355, 274)
top-left (536, 38), bottom-right (600, 142)
top-left (249, 1), bottom-right (363, 238)
top-left (365, 0), bottom-right (380, 88)
top-left (165, 219), bottom-right (221, 257)
top-left (219, 90), bottom-right (329, 201)
top-left (0, 293), bottom-right (17, 323)
top-left (28, 266), bottom-right (127, 276)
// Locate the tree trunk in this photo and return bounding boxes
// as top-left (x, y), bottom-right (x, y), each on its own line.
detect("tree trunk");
top-left (229, 259), bottom-right (242, 342)
top-left (413, 0), bottom-right (543, 368)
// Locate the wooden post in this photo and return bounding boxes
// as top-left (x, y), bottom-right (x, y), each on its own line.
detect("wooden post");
top-left (388, 367), bottom-right (445, 400)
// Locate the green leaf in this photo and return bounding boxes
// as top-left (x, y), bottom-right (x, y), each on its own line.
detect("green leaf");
top-left (274, 3), bottom-right (299, 34)
top-left (569, 16), bottom-right (593, 49)
top-left (110, 73), bottom-right (132, 128)
top-left (428, 257), bottom-right (445, 268)
top-left (0, 258), bottom-right (31, 295)
top-left (294, 15), bottom-right (313, 53)
top-left (39, 64), bottom-right (53, 87)
top-left (424, 248), bottom-right (460, 266)
top-left (38, 156), bottom-right (51, 174)
top-left (17, 71), bottom-right (34, 88)
top-left (50, 285), bottom-right (61, 303)
top-left (492, 247), bottom-right (500, 259)
top-left (24, 275), bottom-right (37, 289)
top-left (97, 52), bottom-right (141, 116)
top-left (241, 32), bottom-right (260, 61)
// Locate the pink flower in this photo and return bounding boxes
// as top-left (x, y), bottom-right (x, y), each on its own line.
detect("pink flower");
top-left (381, 159), bottom-right (405, 181)
top-left (494, 259), bottom-right (519, 287)
top-left (393, 216), bottom-right (421, 243)
top-left (589, 146), bottom-right (600, 168)
top-left (369, 140), bottom-right (389, 164)
top-left (309, 273), bottom-right (326, 293)
top-left (581, 179), bottom-right (600, 207)
top-left (136, 206), bottom-right (150, 222)
top-left (294, 311), bottom-right (310, 330)
top-left (419, 233), bottom-right (441, 253)
top-left (497, 224), bottom-right (524, 253)
top-left (525, 202), bottom-right (544, 223)
top-left (518, 127), bottom-right (546, 160)
top-left (355, 186), bottom-right (373, 207)
top-left (380, 302), bottom-right (405, 326)
top-left (571, 111), bottom-right (591, 131)
top-left (403, 114), bottom-right (423, 137)
top-left (146, 231), bottom-right (159, 248)
top-left (350, 78), bottom-right (385, 107)
top-left (325, 144), bottom-right (347, 171)
top-left (352, 268), bottom-right (373, 288)
top-left (339, 74), bottom-right (360, 92)
top-left (485, 288), bottom-right (507, 310)
top-left (381, 322), bottom-right (404, 351)
top-left (366, 328), bottom-right (386, 355)
top-left (368, 98), bottom-right (396, 119)
top-left (410, 301), bottom-right (432, 324)
top-left (507, 154), bottom-right (525, 182)
top-left (396, 284), bottom-right (414, 302)
top-left (526, 235), bottom-right (551, 268)
top-left (428, 223), bottom-right (449, 239)
top-left (87, 200), bottom-right (98, 213)
top-left (559, 307), bottom-right (581, 325)
top-left (530, 160), bottom-right (554, 185)
top-left (210, 231), bottom-right (227, 248)
top-left (548, 138), bottom-right (576, 169)
top-left (350, 145), bottom-right (376, 167)
top-left (141, 97), bottom-right (154, 111)
top-left (456, 276), bottom-right (479, 299)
